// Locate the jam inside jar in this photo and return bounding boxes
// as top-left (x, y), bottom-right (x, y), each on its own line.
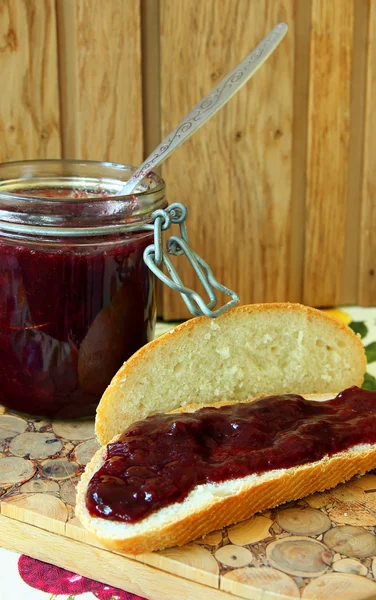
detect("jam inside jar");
top-left (0, 160), bottom-right (166, 418)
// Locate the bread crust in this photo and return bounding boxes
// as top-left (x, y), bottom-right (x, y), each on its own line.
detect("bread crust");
top-left (77, 395), bottom-right (376, 555)
top-left (95, 303), bottom-right (366, 445)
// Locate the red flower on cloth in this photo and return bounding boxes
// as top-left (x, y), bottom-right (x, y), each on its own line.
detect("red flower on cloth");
top-left (18, 555), bottom-right (145, 599)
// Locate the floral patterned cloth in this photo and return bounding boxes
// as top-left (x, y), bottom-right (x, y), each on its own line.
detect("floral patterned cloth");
top-left (1, 307), bottom-right (376, 600)
top-left (0, 546), bottom-right (145, 600)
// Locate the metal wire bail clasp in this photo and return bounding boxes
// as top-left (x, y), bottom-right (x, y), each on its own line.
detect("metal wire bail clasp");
top-left (143, 203), bottom-right (239, 318)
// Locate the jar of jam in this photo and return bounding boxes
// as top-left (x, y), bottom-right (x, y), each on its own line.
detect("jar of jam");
top-left (0, 160), bottom-right (167, 418)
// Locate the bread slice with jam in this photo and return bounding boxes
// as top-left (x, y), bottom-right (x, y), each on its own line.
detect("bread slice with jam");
top-left (75, 303), bottom-right (370, 554)
top-left (77, 389), bottom-right (376, 554)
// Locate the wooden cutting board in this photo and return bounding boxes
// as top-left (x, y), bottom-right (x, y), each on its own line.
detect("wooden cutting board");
top-left (2, 405), bottom-right (376, 600)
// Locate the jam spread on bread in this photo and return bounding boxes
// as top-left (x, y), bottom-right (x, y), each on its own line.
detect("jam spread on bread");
top-left (86, 386), bottom-right (376, 523)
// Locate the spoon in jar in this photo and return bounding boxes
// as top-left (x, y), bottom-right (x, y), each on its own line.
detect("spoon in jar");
top-left (119, 22), bottom-right (288, 196)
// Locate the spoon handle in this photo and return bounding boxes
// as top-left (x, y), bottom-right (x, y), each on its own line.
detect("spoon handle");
top-left (121, 22), bottom-right (288, 196)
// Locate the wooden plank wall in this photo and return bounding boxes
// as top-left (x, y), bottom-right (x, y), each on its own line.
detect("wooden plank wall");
top-left (158, 0), bottom-right (375, 317)
top-left (0, 0), bottom-right (142, 165)
top-left (303, 0), bottom-right (354, 307)
top-left (359, 0), bottom-right (376, 305)
top-left (56, 0), bottom-right (143, 165)
top-left (0, 0), bottom-right (375, 317)
top-left (160, 0), bottom-right (297, 318)
top-left (0, 0), bottom-right (61, 161)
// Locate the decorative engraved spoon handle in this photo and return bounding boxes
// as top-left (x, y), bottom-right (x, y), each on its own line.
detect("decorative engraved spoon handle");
top-left (120, 22), bottom-right (288, 196)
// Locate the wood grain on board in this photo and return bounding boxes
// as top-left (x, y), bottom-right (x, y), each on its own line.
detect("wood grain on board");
top-left (56, 0), bottom-right (143, 166)
top-left (0, 517), bottom-right (239, 600)
top-left (0, 0), bottom-right (61, 161)
top-left (303, 0), bottom-right (354, 306)
top-left (358, 0), bottom-right (376, 305)
top-left (160, 0), bottom-right (296, 319)
top-left (2, 405), bottom-right (376, 599)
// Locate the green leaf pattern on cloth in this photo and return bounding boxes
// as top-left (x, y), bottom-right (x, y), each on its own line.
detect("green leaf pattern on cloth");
top-left (349, 321), bottom-right (369, 338)
top-left (362, 372), bottom-right (376, 391)
top-left (341, 306), bottom-right (376, 389)
top-left (365, 342), bottom-right (376, 364)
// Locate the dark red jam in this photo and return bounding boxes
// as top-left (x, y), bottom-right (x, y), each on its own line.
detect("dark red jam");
top-left (0, 188), bottom-right (155, 418)
top-left (86, 387), bottom-right (376, 523)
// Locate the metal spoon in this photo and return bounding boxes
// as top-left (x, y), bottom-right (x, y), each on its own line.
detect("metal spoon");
top-left (119, 22), bottom-right (288, 196)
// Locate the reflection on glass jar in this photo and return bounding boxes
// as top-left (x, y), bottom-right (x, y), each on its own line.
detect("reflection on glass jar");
top-left (0, 160), bottom-right (166, 418)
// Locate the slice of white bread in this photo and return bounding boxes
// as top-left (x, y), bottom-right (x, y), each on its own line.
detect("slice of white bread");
top-left (76, 393), bottom-right (376, 555)
top-left (96, 303), bottom-right (366, 445)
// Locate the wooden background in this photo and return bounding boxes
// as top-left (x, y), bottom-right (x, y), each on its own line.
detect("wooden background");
top-left (0, 0), bottom-right (375, 318)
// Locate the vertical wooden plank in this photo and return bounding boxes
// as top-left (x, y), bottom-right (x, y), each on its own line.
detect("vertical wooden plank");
top-left (160, 0), bottom-right (296, 320)
top-left (289, 0), bottom-right (312, 302)
top-left (141, 0), bottom-right (161, 164)
top-left (141, 0), bottom-right (164, 317)
top-left (358, 0), bottom-right (376, 305)
top-left (303, 0), bottom-right (354, 306)
top-left (342, 0), bottom-right (369, 304)
top-left (0, 0), bottom-right (61, 161)
top-left (56, 0), bottom-right (143, 165)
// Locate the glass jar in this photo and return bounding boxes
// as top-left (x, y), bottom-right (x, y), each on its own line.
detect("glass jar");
top-left (0, 160), bottom-right (166, 418)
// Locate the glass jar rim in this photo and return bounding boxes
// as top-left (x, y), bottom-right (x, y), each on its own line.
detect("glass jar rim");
top-left (0, 159), bottom-right (166, 237)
